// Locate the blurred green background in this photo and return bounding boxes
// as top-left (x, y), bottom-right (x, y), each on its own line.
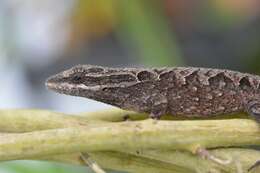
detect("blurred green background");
top-left (0, 0), bottom-right (260, 172)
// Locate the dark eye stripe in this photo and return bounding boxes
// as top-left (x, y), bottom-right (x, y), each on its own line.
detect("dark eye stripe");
top-left (76, 74), bottom-right (137, 86)
top-left (86, 67), bottom-right (104, 73)
top-left (103, 74), bottom-right (137, 83)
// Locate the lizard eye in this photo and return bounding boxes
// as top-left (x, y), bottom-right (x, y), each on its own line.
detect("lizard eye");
top-left (137, 71), bottom-right (156, 81)
top-left (72, 74), bottom-right (83, 82)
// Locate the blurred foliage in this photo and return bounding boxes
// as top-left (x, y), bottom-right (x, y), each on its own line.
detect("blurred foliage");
top-left (69, 0), bottom-right (183, 66)
top-left (248, 51), bottom-right (260, 74)
top-left (0, 161), bottom-right (124, 173)
top-left (211, 0), bottom-right (259, 19)
top-left (117, 0), bottom-right (183, 66)
top-left (204, 3), bottom-right (241, 29)
top-left (71, 0), bottom-right (118, 41)
top-left (0, 161), bottom-right (89, 173)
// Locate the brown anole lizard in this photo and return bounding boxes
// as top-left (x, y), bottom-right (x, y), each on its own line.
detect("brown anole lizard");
top-left (46, 64), bottom-right (260, 171)
top-left (46, 64), bottom-right (260, 122)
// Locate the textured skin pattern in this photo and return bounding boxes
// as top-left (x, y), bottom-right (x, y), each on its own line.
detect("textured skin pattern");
top-left (46, 65), bottom-right (260, 121)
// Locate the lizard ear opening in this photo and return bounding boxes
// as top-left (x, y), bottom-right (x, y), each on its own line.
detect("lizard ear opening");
top-left (137, 71), bottom-right (156, 81)
top-left (239, 77), bottom-right (251, 90)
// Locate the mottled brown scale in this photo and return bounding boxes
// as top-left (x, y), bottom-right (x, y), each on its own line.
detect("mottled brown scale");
top-left (46, 65), bottom-right (260, 122)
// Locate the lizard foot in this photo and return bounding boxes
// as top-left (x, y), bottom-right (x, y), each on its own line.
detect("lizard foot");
top-left (149, 113), bottom-right (161, 120)
top-left (123, 114), bottom-right (130, 121)
top-left (246, 100), bottom-right (260, 123)
top-left (196, 148), bottom-right (232, 165)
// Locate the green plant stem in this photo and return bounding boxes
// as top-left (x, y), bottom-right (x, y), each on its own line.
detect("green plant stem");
top-left (0, 109), bottom-right (259, 173)
top-left (38, 151), bottom-right (191, 173)
top-left (0, 109), bottom-right (249, 132)
top-left (40, 149), bottom-right (260, 173)
top-left (0, 118), bottom-right (259, 159)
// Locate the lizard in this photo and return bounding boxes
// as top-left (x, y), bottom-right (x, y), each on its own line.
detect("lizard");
top-left (46, 64), bottom-right (260, 122)
top-left (46, 64), bottom-right (260, 171)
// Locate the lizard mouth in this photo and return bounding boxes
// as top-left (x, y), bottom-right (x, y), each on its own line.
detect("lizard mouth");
top-left (45, 74), bottom-right (67, 93)
top-left (46, 78), bottom-right (78, 96)
top-left (45, 74), bottom-right (102, 97)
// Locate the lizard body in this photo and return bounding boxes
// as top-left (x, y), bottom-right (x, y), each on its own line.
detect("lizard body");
top-left (46, 65), bottom-right (260, 121)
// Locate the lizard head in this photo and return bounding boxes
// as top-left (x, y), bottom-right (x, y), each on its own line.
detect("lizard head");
top-left (46, 64), bottom-right (136, 94)
top-left (46, 64), bottom-right (166, 114)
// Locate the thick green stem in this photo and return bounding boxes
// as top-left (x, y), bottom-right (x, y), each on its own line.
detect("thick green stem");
top-left (0, 119), bottom-right (259, 159)
top-left (40, 149), bottom-right (260, 173)
top-left (0, 109), bottom-right (259, 173)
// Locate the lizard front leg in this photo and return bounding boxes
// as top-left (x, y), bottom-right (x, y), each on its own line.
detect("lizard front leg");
top-left (246, 100), bottom-right (260, 123)
top-left (245, 100), bottom-right (260, 171)
top-left (149, 95), bottom-right (168, 119)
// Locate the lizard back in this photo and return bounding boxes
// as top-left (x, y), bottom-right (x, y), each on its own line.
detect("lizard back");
top-left (157, 67), bottom-right (260, 117)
